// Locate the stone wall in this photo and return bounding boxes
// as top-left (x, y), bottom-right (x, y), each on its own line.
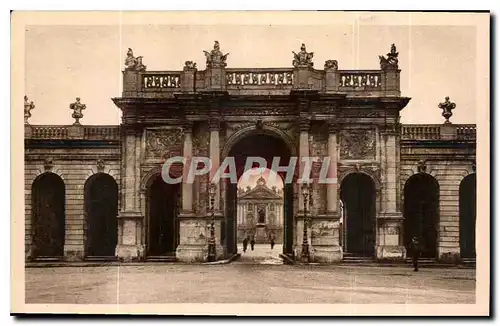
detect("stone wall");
top-left (24, 147), bottom-right (121, 261)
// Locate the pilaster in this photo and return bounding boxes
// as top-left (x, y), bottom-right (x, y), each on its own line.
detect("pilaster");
top-left (116, 126), bottom-right (144, 261)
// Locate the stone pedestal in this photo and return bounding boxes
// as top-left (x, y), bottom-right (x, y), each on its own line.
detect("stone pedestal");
top-left (181, 67), bottom-right (197, 93)
top-left (122, 70), bottom-right (142, 97)
top-left (176, 217), bottom-right (225, 262)
top-left (324, 67), bottom-right (339, 93)
top-left (310, 215), bottom-right (343, 263)
top-left (205, 67), bottom-right (226, 91)
top-left (68, 124), bottom-right (84, 139)
top-left (376, 212), bottom-right (406, 261)
top-left (382, 69), bottom-right (401, 97)
top-left (440, 123), bottom-right (457, 140)
top-left (294, 67), bottom-right (312, 89)
top-left (24, 124), bottom-right (32, 138)
top-left (116, 211), bottom-right (144, 261)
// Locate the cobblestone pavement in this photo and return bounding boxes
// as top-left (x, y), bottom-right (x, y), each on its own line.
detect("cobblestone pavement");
top-left (26, 249), bottom-right (475, 304)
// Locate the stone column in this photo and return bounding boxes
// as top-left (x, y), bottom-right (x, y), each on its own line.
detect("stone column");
top-left (310, 121), bottom-right (343, 263)
top-left (326, 122), bottom-right (338, 215)
top-left (181, 121), bottom-right (194, 215)
top-left (298, 119), bottom-right (310, 212)
top-left (296, 119), bottom-right (310, 258)
top-left (116, 127), bottom-right (144, 261)
top-left (376, 124), bottom-right (406, 261)
top-left (209, 118), bottom-right (221, 212)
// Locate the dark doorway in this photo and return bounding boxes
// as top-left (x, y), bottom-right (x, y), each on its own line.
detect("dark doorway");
top-left (459, 173), bottom-right (476, 259)
top-left (84, 173), bottom-right (118, 258)
top-left (340, 173), bottom-right (376, 256)
top-left (146, 174), bottom-right (180, 256)
top-left (403, 173), bottom-right (439, 258)
top-left (31, 173), bottom-right (66, 259)
top-left (226, 132), bottom-right (295, 259)
top-left (283, 183), bottom-right (294, 255)
top-left (225, 181), bottom-right (237, 256)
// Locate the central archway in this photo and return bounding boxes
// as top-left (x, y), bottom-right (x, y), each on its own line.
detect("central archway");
top-left (223, 129), bottom-right (297, 260)
top-left (340, 172), bottom-right (376, 257)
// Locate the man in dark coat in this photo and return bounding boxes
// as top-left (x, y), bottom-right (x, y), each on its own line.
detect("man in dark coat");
top-left (410, 237), bottom-right (421, 271)
top-left (270, 237), bottom-right (275, 250)
top-left (250, 237), bottom-right (255, 251)
top-left (242, 237), bottom-right (248, 253)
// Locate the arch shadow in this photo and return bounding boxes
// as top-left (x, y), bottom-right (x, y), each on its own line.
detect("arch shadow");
top-left (84, 173), bottom-right (119, 258)
top-left (403, 173), bottom-right (440, 258)
top-left (459, 173), bottom-right (476, 259)
top-left (339, 172), bottom-right (376, 257)
top-left (31, 172), bottom-right (66, 259)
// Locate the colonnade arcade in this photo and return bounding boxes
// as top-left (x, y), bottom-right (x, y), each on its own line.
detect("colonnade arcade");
top-left (25, 41), bottom-right (477, 263)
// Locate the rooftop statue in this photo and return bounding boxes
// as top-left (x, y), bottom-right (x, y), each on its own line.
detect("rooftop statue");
top-left (379, 43), bottom-right (399, 70)
top-left (438, 96), bottom-right (456, 124)
top-left (24, 95), bottom-right (35, 125)
top-left (124, 48), bottom-right (147, 72)
top-left (292, 43), bottom-right (314, 68)
top-left (70, 97), bottom-right (86, 125)
top-left (203, 41), bottom-right (229, 68)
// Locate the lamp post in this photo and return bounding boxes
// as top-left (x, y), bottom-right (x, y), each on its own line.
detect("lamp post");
top-left (301, 184), bottom-right (311, 263)
top-left (207, 183), bottom-right (217, 262)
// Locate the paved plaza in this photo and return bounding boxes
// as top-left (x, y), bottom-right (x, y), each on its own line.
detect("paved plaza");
top-left (25, 245), bottom-right (475, 304)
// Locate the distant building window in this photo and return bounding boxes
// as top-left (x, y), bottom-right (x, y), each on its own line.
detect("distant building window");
top-left (270, 204), bottom-right (275, 212)
top-left (258, 208), bottom-right (265, 224)
top-left (248, 203), bottom-right (253, 210)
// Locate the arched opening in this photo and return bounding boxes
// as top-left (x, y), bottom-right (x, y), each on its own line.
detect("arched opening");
top-left (224, 132), bottom-right (295, 262)
top-left (146, 174), bottom-right (180, 257)
top-left (31, 173), bottom-right (66, 259)
top-left (84, 173), bottom-right (118, 258)
top-left (340, 173), bottom-right (376, 257)
top-left (403, 173), bottom-right (439, 258)
top-left (459, 173), bottom-right (476, 259)
top-left (235, 168), bottom-right (285, 261)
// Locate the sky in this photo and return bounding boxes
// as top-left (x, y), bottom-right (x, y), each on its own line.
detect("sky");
top-left (22, 12), bottom-right (483, 126)
top-left (238, 168), bottom-right (284, 190)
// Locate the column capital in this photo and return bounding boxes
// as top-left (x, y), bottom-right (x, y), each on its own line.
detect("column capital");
top-left (208, 118), bottom-right (220, 131)
top-left (182, 120), bottom-right (193, 132)
top-left (299, 119), bottom-right (311, 132)
top-left (328, 120), bottom-right (339, 134)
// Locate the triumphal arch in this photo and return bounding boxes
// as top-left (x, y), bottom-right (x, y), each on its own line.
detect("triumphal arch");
top-left (24, 41), bottom-right (477, 264)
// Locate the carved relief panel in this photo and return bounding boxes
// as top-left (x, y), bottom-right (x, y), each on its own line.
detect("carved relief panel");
top-left (309, 123), bottom-right (328, 215)
top-left (339, 128), bottom-right (376, 160)
top-left (193, 123), bottom-right (210, 215)
top-left (145, 128), bottom-right (184, 160)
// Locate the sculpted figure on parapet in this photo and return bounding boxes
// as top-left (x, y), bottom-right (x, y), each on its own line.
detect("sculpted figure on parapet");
top-left (124, 48), bottom-right (147, 72)
top-left (203, 41), bottom-right (229, 68)
top-left (292, 43), bottom-right (314, 68)
top-left (379, 43), bottom-right (399, 70)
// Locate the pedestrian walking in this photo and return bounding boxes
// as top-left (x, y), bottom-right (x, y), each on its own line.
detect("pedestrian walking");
top-left (242, 237), bottom-right (248, 253)
top-left (250, 237), bottom-right (255, 251)
top-left (411, 237), bottom-right (421, 271)
top-left (270, 237), bottom-right (275, 250)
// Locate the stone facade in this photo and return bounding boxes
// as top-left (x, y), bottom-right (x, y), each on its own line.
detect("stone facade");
top-left (24, 42), bottom-right (477, 264)
top-left (237, 177), bottom-right (284, 243)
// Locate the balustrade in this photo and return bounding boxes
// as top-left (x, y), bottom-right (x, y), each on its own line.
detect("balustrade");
top-left (142, 72), bottom-right (181, 89)
top-left (226, 69), bottom-right (294, 86)
top-left (401, 125), bottom-right (441, 140)
top-left (338, 71), bottom-right (381, 88)
top-left (31, 126), bottom-right (68, 139)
